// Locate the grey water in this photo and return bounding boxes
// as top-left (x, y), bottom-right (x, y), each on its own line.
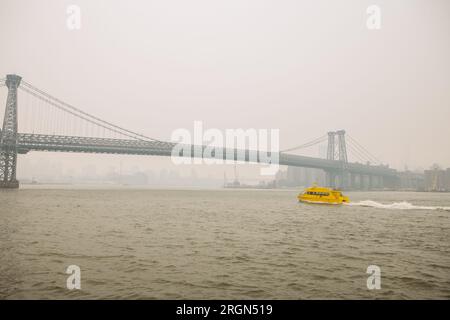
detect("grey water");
top-left (0, 188), bottom-right (449, 299)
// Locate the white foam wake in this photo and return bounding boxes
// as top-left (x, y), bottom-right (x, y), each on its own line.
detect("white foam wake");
top-left (345, 200), bottom-right (450, 211)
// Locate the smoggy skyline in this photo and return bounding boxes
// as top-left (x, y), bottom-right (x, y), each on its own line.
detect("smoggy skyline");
top-left (1, 0), bottom-right (449, 181)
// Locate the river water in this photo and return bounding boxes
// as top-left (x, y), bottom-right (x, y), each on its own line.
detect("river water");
top-left (0, 187), bottom-right (449, 299)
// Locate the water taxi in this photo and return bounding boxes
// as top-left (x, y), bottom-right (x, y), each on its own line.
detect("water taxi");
top-left (298, 185), bottom-right (349, 205)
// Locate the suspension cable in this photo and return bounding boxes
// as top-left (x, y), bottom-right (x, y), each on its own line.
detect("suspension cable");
top-left (346, 143), bottom-right (369, 163)
top-left (348, 140), bottom-right (379, 165)
top-left (19, 86), bottom-right (155, 141)
top-left (21, 80), bottom-right (165, 143)
top-left (280, 134), bottom-right (327, 153)
top-left (347, 135), bottom-right (382, 165)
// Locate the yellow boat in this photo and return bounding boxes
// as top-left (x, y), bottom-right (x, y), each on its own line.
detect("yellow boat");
top-left (298, 185), bottom-right (349, 205)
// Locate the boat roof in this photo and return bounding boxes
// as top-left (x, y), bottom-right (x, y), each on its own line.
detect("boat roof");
top-left (304, 185), bottom-right (341, 192)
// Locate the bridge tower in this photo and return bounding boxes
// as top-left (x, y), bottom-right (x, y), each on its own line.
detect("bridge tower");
top-left (326, 131), bottom-right (336, 187)
top-left (336, 130), bottom-right (348, 188)
top-left (326, 131), bottom-right (335, 162)
top-left (0, 74), bottom-right (21, 189)
top-left (325, 130), bottom-right (348, 189)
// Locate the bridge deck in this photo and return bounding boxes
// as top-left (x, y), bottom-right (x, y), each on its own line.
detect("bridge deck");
top-left (12, 133), bottom-right (396, 177)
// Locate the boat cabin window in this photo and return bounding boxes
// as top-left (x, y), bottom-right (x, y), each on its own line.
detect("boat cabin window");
top-left (307, 191), bottom-right (329, 196)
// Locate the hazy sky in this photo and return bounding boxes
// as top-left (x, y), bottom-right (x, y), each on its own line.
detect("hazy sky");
top-left (1, 0), bottom-right (449, 180)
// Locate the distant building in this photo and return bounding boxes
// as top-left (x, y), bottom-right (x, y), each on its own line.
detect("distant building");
top-left (287, 166), bottom-right (303, 186)
top-left (424, 167), bottom-right (450, 192)
top-left (398, 171), bottom-right (425, 191)
top-left (275, 166), bottom-right (325, 187)
top-left (446, 168), bottom-right (450, 191)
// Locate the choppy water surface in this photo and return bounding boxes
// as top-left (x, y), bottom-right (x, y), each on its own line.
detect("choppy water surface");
top-left (0, 188), bottom-right (449, 299)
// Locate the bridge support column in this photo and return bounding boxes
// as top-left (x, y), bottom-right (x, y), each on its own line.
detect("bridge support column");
top-left (350, 173), bottom-right (357, 190)
top-left (325, 170), bottom-right (336, 188)
top-left (340, 170), bottom-right (350, 190)
top-left (360, 174), bottom-right (368, 190)
top-left (0, 75), bottom-right (21, 189)
top-left (379, 176), bottom-right (384, 189)
top-left (326, 170), bottom-right (350, 190)
top-left (372, 175), bottom-right (380, 189)
top-left (354, 174), bottom-right (361, 190)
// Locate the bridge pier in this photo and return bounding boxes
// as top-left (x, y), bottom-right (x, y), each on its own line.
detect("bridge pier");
top-left (326, 170), bottom-right (344, 189)
top-left (349, 173), bottom-right (355, 189)
top-left (337, 171), bottom-right (349, 190)
top-left (359, 174), bottom-right (366, 190)
top-left (338, 173), bottom-right (388, 191)
top-left (0, 75), bottom-right (21, 189)
top-left (347, 174), bottom-right (385, 190)
top-left (371, 175), bottom-right (381, 189)
top-left (325, 170), bottom-right (334, 188)
top-left (369, 175), bottom-right (381, 190)
top-left (325, 169), bottom-right (351, 190)
top-left (351, 174), bottom-right (363, 190)
top-left (375, 176), bottom-right (384, 189)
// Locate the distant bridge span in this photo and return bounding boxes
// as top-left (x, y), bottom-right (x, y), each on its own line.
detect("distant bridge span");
top-left (1, 74), bottom-right (397, 189)
top-left (16, 133), bottom-right (397, 177)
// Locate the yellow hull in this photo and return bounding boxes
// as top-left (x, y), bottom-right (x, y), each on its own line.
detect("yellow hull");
top-left (299, 198), bottom-right (345, 205)
top-left (297, 185), bottom-right (349, 205)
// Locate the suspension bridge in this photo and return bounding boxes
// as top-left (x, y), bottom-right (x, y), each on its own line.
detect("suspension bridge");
top-left (0, 74), bottom-right (397, 190)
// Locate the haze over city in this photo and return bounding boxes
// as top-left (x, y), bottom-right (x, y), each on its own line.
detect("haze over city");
top-left (1, 0), bottom-right (449, 184)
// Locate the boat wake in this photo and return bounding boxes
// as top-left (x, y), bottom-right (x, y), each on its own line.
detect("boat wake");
top-left (345, 200), bottom-right (450, 211)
